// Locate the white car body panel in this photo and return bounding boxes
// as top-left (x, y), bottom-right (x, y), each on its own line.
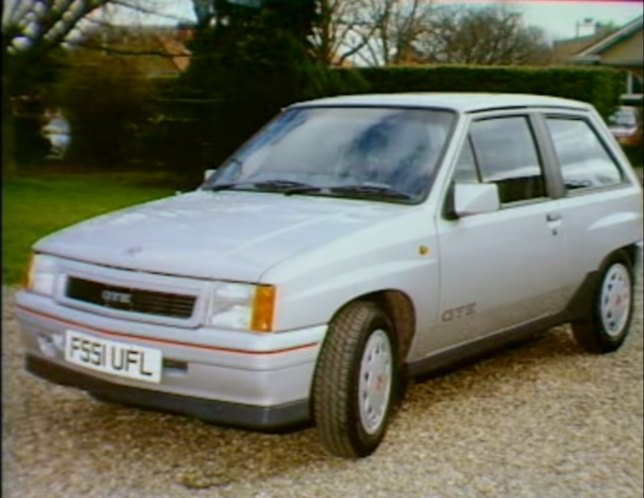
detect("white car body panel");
top-left (36, 191), bottom-right (413, 284)
top-left (431, 199), bottom-right (570, 353)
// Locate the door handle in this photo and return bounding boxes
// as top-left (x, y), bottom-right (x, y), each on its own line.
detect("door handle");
top-left (546, 212), bottom-right (562, 222)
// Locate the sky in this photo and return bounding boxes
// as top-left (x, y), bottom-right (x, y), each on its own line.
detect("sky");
top-left (505, 1), bottom-right (643, 40)
top-left (109, 0), bottom-right (643, 42)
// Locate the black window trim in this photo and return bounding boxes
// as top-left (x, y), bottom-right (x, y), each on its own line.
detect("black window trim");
top-left (468, 135), bottom-right (484, 184)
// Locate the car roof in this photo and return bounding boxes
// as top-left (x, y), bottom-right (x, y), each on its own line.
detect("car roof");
top-left (292, 93), bottom-right (592, 113)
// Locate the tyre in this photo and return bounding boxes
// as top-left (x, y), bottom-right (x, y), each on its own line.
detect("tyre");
top-left (572, 253), bottom-right (634, 354)
top-left (312, 301), bottom-right (399, 458)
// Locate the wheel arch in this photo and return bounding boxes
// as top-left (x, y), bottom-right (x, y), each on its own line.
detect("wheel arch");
top-left (570, 244), bottom-right (636, 354)
top-left (566, 245), bottom-right (636, 322)
top-left (327, 289), bottom-right (417, 366)
top-left (310, 292), bottom-right (414, 457)
top-left (619, 242), bottom-right (641, 270)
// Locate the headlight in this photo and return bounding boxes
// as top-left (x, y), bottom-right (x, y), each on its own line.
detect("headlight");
top-left (23, 253), bottom-right (59, 296)
top-left (207, 282), bottom-right (275, 332)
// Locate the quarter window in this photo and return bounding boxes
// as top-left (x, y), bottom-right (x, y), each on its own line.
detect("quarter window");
top-left (469, 117), bottom-right (546, 204)
top-left (545, 118), bottom-right (622, 191)
top-left (453, 138), bottom-right (480, 184)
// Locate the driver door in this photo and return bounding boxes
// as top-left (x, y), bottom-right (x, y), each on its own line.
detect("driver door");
top-left (430, 113), bottom-right (569, 353)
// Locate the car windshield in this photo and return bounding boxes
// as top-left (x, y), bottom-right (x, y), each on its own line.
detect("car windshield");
top-left (203, 106), bottom-right (456, 203)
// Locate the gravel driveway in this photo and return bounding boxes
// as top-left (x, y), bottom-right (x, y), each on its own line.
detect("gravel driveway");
top-left (3, 269), bottom-right (642, 498)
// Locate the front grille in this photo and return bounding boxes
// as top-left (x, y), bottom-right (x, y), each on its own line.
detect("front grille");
top-left (66, 277), bottom-right (196, 319)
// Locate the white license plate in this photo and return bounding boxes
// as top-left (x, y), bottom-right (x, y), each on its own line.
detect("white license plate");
top-left (64, 330), bottom-right (162, 383)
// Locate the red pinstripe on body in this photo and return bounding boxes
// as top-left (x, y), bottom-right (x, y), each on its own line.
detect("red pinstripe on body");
top-left (16, 304), bottom-right (318, 356)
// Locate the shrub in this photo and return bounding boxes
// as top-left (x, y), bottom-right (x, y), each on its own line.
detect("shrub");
top-left (57, 56), bottom-right (152, 170)
top-left (140, 64), bottom-right (625, 183)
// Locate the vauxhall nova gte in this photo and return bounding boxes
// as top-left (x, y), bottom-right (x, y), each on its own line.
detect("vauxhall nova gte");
top-left (16, 94), bottom-right (643, 458)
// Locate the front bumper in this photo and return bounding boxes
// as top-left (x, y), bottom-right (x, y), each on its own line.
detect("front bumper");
top-left (26, 354), bottom-right (309, 431)
top-left (16, 291), bottom-right (326, 430)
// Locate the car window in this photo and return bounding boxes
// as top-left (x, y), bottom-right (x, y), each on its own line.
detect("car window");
top-left (207, 107), bottom-right (456, 203)
top-left (545, 118), bottom-right (622, 191)
top-left (452, 138), bottom-right (480, 184)
top-left (469, 117), bottom-right (546, 204)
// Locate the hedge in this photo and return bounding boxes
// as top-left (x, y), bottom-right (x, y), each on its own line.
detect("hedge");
top-left (101, 64), bottom-right (628, 181)
top-left (337, 65), bottom-right (625, 119)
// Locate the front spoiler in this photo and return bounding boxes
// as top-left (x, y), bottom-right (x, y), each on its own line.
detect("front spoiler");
top-left (26, 354), bottom-right (310, 432)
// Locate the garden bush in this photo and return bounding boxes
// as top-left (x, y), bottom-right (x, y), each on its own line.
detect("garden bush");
top-left (344, 65), bottom-right (625, 119)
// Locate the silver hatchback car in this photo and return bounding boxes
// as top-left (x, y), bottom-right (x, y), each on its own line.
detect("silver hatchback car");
top-left (17, 93), bottom-right (643, 458)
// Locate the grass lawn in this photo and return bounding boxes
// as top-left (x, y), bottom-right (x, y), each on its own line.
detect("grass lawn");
top-left (2, 173), bottom-right (178, 285)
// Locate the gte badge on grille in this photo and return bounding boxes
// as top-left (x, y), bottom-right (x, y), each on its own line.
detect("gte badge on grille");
top-left (101, 290), bottom-right (132, 305)
top-left (66, 277), bottom-right (196, 319)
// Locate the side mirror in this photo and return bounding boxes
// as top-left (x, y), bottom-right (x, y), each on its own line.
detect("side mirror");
top-left (453, 183), bottom-right (500, 217)
top-left (204, 169), bottom-right (216, 182)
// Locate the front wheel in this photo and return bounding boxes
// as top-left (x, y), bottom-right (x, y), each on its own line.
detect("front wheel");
top-left (312, 301), bottom-right (399, 458)
top-left (572, 254), bottom-right (634, 354)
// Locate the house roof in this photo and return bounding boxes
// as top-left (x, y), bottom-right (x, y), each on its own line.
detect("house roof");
top-left (293, 93), bottom-right (591, 114)
top-left (553, 31), bottom-right (615, 60)
top-left (574, 15), bottom-right (643, 61)
top-left (68, 25), bottom-right (193, 78)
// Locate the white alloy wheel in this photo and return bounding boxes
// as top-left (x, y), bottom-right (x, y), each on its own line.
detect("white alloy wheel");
top-left (600, 263), bottom-right (632, 338)
top-left (359, 329), bottom-right (393, 435)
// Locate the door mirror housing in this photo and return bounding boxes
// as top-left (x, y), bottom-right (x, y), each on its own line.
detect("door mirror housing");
top-left (453, 183), bottom-right (500, 217)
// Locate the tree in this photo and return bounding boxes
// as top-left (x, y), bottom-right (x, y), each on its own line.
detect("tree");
top-left (354, 0), bottom-right (435, 66)
top-left (186, 0), bottom-right (317, 104)
top-left (174, 1), bottom-right (319, 170)
top-left (311, 0), bottom-right (378, 66)
top-left (415, 5), bottom-right (553, 66)
top-left (1, 0), bottom-right (159, 174)
top-left (57, 51), bottom-right (152, 169)
top-left (2, 1), bottom-right (113, 174)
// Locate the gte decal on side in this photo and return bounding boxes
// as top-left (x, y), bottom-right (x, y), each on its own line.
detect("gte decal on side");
top-left (441, 303), bottom-right (476, 322)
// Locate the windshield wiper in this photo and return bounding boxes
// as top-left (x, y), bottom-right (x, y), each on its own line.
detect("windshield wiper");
top-left (208, 181), bottom-right (411, 200)
top-left (207, 180), bottom-right (322, 194)
top-left (254, 180), bottom-right (322, 194)
top-left (329, 185), bottom-right (413, 201)
top-left (207, 181), bottom-right (255, 192)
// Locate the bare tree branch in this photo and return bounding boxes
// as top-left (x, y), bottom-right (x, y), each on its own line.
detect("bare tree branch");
top-left (111, 0), bottom-right (194, 23)
top-left (311, 0), bottom-right (374, 65)
top-left (3, 0), bottom-right (187, 57)
top-left (416, 5), bottom-right (552, 66)
top-left (355, 0), bottom-right (435, 66)
top-left (3, 0), bottom-right (111, 54)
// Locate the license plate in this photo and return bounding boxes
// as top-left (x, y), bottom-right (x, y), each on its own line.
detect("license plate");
top-left (64, 330), bottom-right (162, 383)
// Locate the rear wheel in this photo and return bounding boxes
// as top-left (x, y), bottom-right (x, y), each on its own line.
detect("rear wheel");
top-left (572, 253), bottom-right (634, 354)
top-left (312, 301), bottom-right (398, 458)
